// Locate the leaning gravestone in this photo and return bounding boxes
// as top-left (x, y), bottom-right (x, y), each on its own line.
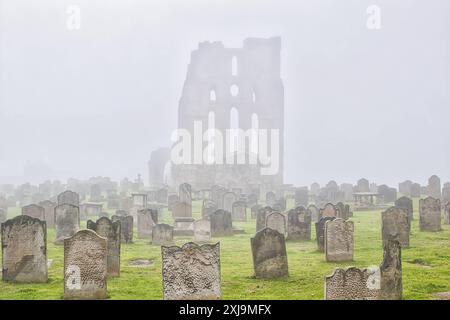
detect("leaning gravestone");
top-left (419, 197), bottom-right (441, 232)
top-left (380, 239), bottom-right (402, 300)
top-left (1, 215), bottom-right (47, 283)
top-left (316, 217), bottom-right (336, 252)
top-left (256, 206), bottom-right (274, 232)
top-left (21, 204), bottom-right (45, 221)
top-left (395, 196), bottom-right (413, 223)
top-left (381, 207), bottom-right (409, 248)
top-left (87, 217), bottom-right (121, 277)
top-left (58, 190), bottom-right (80, 207)
top-left (152, 224), bottom-right (174, 245)
top-left (137, 209), bottom-right (155, 239)
top-left (265, 212), bottom-right (286, 236)
top-left (286, 206), bottom-right (311, 241)
top-left (111, 215), bottom-right (133, 243)
top-left (194, 219), bottom-right (211, 242)
top-left (325, 218), bottom-right (354, 262)
top-left (161, 242), bottom-right (221, 300)
top-left (251, 228), bottom-right (288, 278)
top-left (39, 200), bottom-right (57, 228)
top-left (325, 267), bottom-right (380, 300)
top-left (64, 229), bottom-right (107, 299)
top-left (210, 209), bottom-right (233, 237)
top-left (232, 201), bottom-right (247, 221)
top-left (54, 204), bottom-right (80, 244)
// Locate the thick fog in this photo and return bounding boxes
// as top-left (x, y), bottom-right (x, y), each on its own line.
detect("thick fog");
top-left (0, 0), bottom-right (449, 186)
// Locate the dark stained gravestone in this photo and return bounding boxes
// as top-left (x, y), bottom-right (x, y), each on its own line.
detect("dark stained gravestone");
top-left (111, 215), bottom-right (134, 243)
top-left (251, 228), bottom-right (288, 278)
top-left (380, 240), bottom-right (402, 300)
top-left (315, 216), bottom-right (336, 252)
top-left (286, 206), bottom-right (311, 241)
top-left (210, 209), bottom-right (233, 237)
top-left (87, 217), bottom-right (121, 277)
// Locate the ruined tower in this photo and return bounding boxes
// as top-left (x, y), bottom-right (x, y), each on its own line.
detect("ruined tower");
top-left (172, 37), bottom-right (284, 191)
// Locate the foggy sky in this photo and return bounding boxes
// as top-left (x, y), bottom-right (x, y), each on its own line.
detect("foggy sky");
top-left (0, 0), bottom-right (449, 187)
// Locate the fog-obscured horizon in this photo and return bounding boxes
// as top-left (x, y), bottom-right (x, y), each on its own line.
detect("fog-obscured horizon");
top-left (0, 0), bottom-right (449, 187)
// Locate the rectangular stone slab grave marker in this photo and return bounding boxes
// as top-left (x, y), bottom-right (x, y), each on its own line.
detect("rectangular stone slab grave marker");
top-left (381, 207), bottom-right (409, 248)
top-left (111, 215), bottom-right (133, 243)
top-left (152, 224), bottom-right (174, 245)
top-left (325, 218), bottom-right (354, 262)
top-left (194, 219), bottom-right (211, 242)
top-left (1, 215), bottom-right (48, 283)
top-left (251, 227), bottom-right (288, 278)
top-left (63, 229), bottom-right (107, 299)
top-left (87, 217), bottom-right (121, 277)
top-left (210, 210), bottom-right (233, 237)
top-left (21, 204), bottom-right (45, 220)
top-left (54, 204), bottom-right (80, 245)
top-left (419, 197), bottom-right (441, 232)
top-left (137, 208), bottom-right (156, 239)
top-left (161, 242), bottom-right (221, 300)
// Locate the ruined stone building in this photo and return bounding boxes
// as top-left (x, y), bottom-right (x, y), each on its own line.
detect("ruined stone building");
top-left (169, 37), bottom-right (285, 192)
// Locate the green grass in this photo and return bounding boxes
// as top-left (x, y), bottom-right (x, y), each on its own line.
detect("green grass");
top-left (1, 197), bottom-right (449, 300)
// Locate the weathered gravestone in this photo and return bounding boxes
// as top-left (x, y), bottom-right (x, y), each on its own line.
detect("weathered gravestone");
top-left (286, 206), bottom-right (311, 241)
top-left (1, 215), bottom-right (47, 283)
top-left (265, 212), bottom-right (286, 236)
top-left (307, 204), bottom-right (320, 222)
top-left (152, 224), bottom-right (174, 245)
top-left (57, 190), bottom-right (80, 207)
top-left (172, 201), bottom-right (194, 236)
top-left (325, 267), bottom-right (380, 300)
top-left (395, 196), bottom-right (414, 224)
top-left (39, 200), bottom-right (56, 228)
top-left (194, 219), bottom-right (211, 242)
top-left (137, 209), bottom-right (155, 239)
top-left (161, 242), bottom-right (221, 300)
top-left (419, 197), bottom-right (441, 232)
top-left (427, 175), bottom-right (441, 200)
top-left (54, 204), bottom-right (80, 244)
top-left (379, 240), bottom-right (402, 300)
top-left (321, 203), bottom-right (338, 218)
top-left (202, 200), bottom-right (217, 219)
top-left (381, 207), bottom-right (409, 248)
top-left (315, 217), bottom-right (336, 252)
top-left (179, 183), bottom-right (192, 204)
top-left (21, 204), bottom-right (45, 221)
top-left (251, 228), bottom-right (288, 278)
top-left (231, 201), bottom-right (247, 221)
top-left (168, 194), bottom-right (179, 211)
top-left (222, 192), bottom-right (238, 213)
top-left (444, 202), bottom-right (450, 225)
top-left (172, 201), bottom-right (192, 219)
top-left (210, 209), bottom-right (233, 237)
top-left (325, 218), bottom-right (354, 262)
top-left (256, 206), bottom-right (274, 232)
top-left (87, 217), bottom-right (121, 277)
top-left (64, 229), bottom-right (107, 299)
top-left (111, 215), bottom-right (133, 243)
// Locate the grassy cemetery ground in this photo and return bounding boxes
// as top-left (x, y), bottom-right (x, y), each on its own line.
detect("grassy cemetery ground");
top-left (0, 197), bottom-right (449, 300)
